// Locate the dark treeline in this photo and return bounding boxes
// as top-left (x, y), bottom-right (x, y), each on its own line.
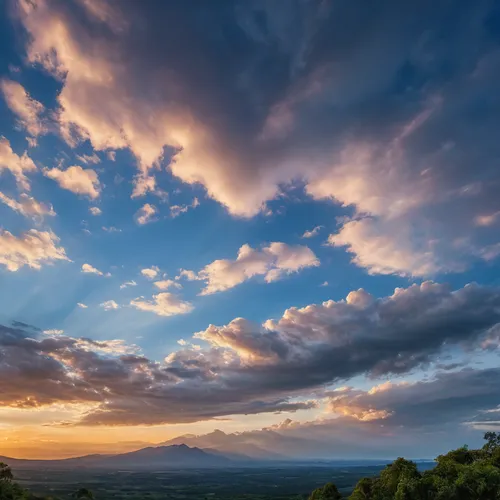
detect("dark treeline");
top-left (1, 433), bottom-right (499, 499)
top-left (310, 432), bottom-right (500, 500)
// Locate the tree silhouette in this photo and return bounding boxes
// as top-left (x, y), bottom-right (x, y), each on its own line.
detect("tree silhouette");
top-left (72, 487), bottom-right (94, 499)
top-left (0, 462), bottom-right (13, 482)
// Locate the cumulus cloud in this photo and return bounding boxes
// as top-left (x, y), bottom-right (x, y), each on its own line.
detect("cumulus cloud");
top-left (198, 242), bottom-right (319, 295)
top-left (1, 282), bottom-right (500, 427)
top-left (0, 192), bottom-right (55, 219)
top-left (77, 303), bottom-right (88, 308)
top-left (175, 269), bottom-right (199, 281)
top-left (0, 229), bottom-right (68, 271)
top-left (141, 266), bottom-right (159, 279)
top-left (89, 206), bottom-right (102, 216)
top-left (153, 279), bottom-right (181, 291)
top-left (100, 300), bottom-right (119, 311)
top-left (14, 0), bottom-right (500, 272)
top-left (0, 79), bottom-right (46, 137)
top-left (0, 137), bottom-right (36, 191)
top-left (325, 368), bottom-right (500, 432)
top-left (44, 165), bottom-right (101, 199)
top-left (302, 226), bottom-right (323, 239)
top-left (135, 203), bottom-right (158, 225)
top-left (130, 292), bottom-right (193, 317)
top-left (81, 263), bottom-right (107, 276)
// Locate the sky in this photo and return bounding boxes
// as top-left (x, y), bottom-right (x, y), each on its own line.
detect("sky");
top-left (1, 0), bottom-right (500, 460)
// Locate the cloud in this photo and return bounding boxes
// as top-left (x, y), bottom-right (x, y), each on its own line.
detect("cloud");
top-left (89, 206), bottom-right (102, 216)
top-left (169, 197), bottom-right (200, 218)
top-left (0, 137), bottom-right (37, 191)
top-left (140, 266), bottom-right (159, 279)
top-left (100, 300), bottom-right (119, 311)
top-left (475, 211), bottom-right (500, 227)
top-left (0, 229), bottom-right (69, 271)
top-left (0, 79), bottom-right (46, 137)
top-left (44, 165), bottom-right (101, 199)
top-left (198, 242), bottom-right (319, 295)
top-left (120, 280), bottom-right (137, 289)
top-left (43, 329), bottom-right (64, 335)
top-left (175, 269), bottom-right (199, 281)
top-left (325, 368), bottom-right (500, 432)
top-left (76, 153), bottom-right (100, 165)
top-left (77, 303), bottom-right (88, 309)
top-left (0, 192), bottom-right (55, 219)
top-left (1, 282), bottom-right (500, 427)
top-left (135, 203), bottom-right (158, 225)
top-left (302, 226), bottom-right (323, 239)
top-left (130, 292), bottom-right (193, 317)
top-left (14, 0), bottom-right (500, 270)
top-left (81, 263), bottom-right (107, 276)
top-left (327, 218), bottom-right (442, 277)
top-left (102, 226), bottom-right (121, 233)
top-left (153, 279), bottom-right (181, 291)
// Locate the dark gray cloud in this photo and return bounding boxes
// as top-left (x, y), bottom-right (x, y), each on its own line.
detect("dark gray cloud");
top-left (1, 282), bottom-right (500, 426)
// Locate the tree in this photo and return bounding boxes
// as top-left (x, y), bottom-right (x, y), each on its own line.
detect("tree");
top-left (72, 488), bottom-right (94, 499)
top-left (309, 482), bottom-right (342, 500)
top-left (483, 432), bottom-right (500, 454)
top-left (0, 462), bottom-right (13, 482)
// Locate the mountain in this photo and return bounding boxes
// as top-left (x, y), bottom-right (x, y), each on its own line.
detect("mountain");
top-left (160, 428), bottom-right (332, 460)
top-left (96, 444), bottom-right (231, 468)
top-left (0, 445), bottom-right (231, 469)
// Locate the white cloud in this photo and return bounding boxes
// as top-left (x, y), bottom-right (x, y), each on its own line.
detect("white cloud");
top-left (100, 300), bottom-right (120, 311)
top-left (135, 203), bottom-right (158, 225)
top-left (0, 192), bottom-right (55, 219)
top-left (170, 197), bottom-right (200, 218)
top-left (120, 280), bottom-right (137, 289)
top-left (198, 242), bottom-right (319, 295)
top-left (0, 229), bottom-right (68, 271)
top-left (0, 79), bottom-right (46, 137)
top-left (102, 226), bottom-right (121, 233)
top-left (43, 329), bottom-right (64, 335)
top-left (77, 303), bottom-right (88, 308)
top-left (141, 266), bottom-right (159, 279)
top-left (44, 165), bottom-right (101, 199)
top-left (327, 218), bottom-right (442, 277)
top-left (81, 263), bottom-right (108, 276)
top-left (175, 269), bottom-right (199, 281)
top-left (107, 151), bottom-right (116, 161)
top-left (302, 226), bottom-right (323, 238)
top-left (154, 279), bottom-right (181, 291)
top-left (130, 292), bottom-right (193, 317)
top-left (0, 137), bottom-right (37, 191)
top-left (76, 153), bottom-right (100, 164)
top-left (320, 281), bottom-right (329, 287)
top-left (89, 206), bottom-right (102, 216)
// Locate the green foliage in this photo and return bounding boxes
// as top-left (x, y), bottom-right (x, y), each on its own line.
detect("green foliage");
top-left (309, 432), bottom-right (500, 500)
top-left (309, 482), bottom-right (342, 500)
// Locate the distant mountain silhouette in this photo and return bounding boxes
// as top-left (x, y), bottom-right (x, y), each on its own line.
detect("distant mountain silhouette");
top-left (0, 445), bottom-right (231, 469)
top-left (160, 428), bottom-right (331, 460)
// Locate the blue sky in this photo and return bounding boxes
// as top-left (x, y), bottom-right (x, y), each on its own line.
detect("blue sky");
top-left (1, 0), bottom-right (500, 459)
